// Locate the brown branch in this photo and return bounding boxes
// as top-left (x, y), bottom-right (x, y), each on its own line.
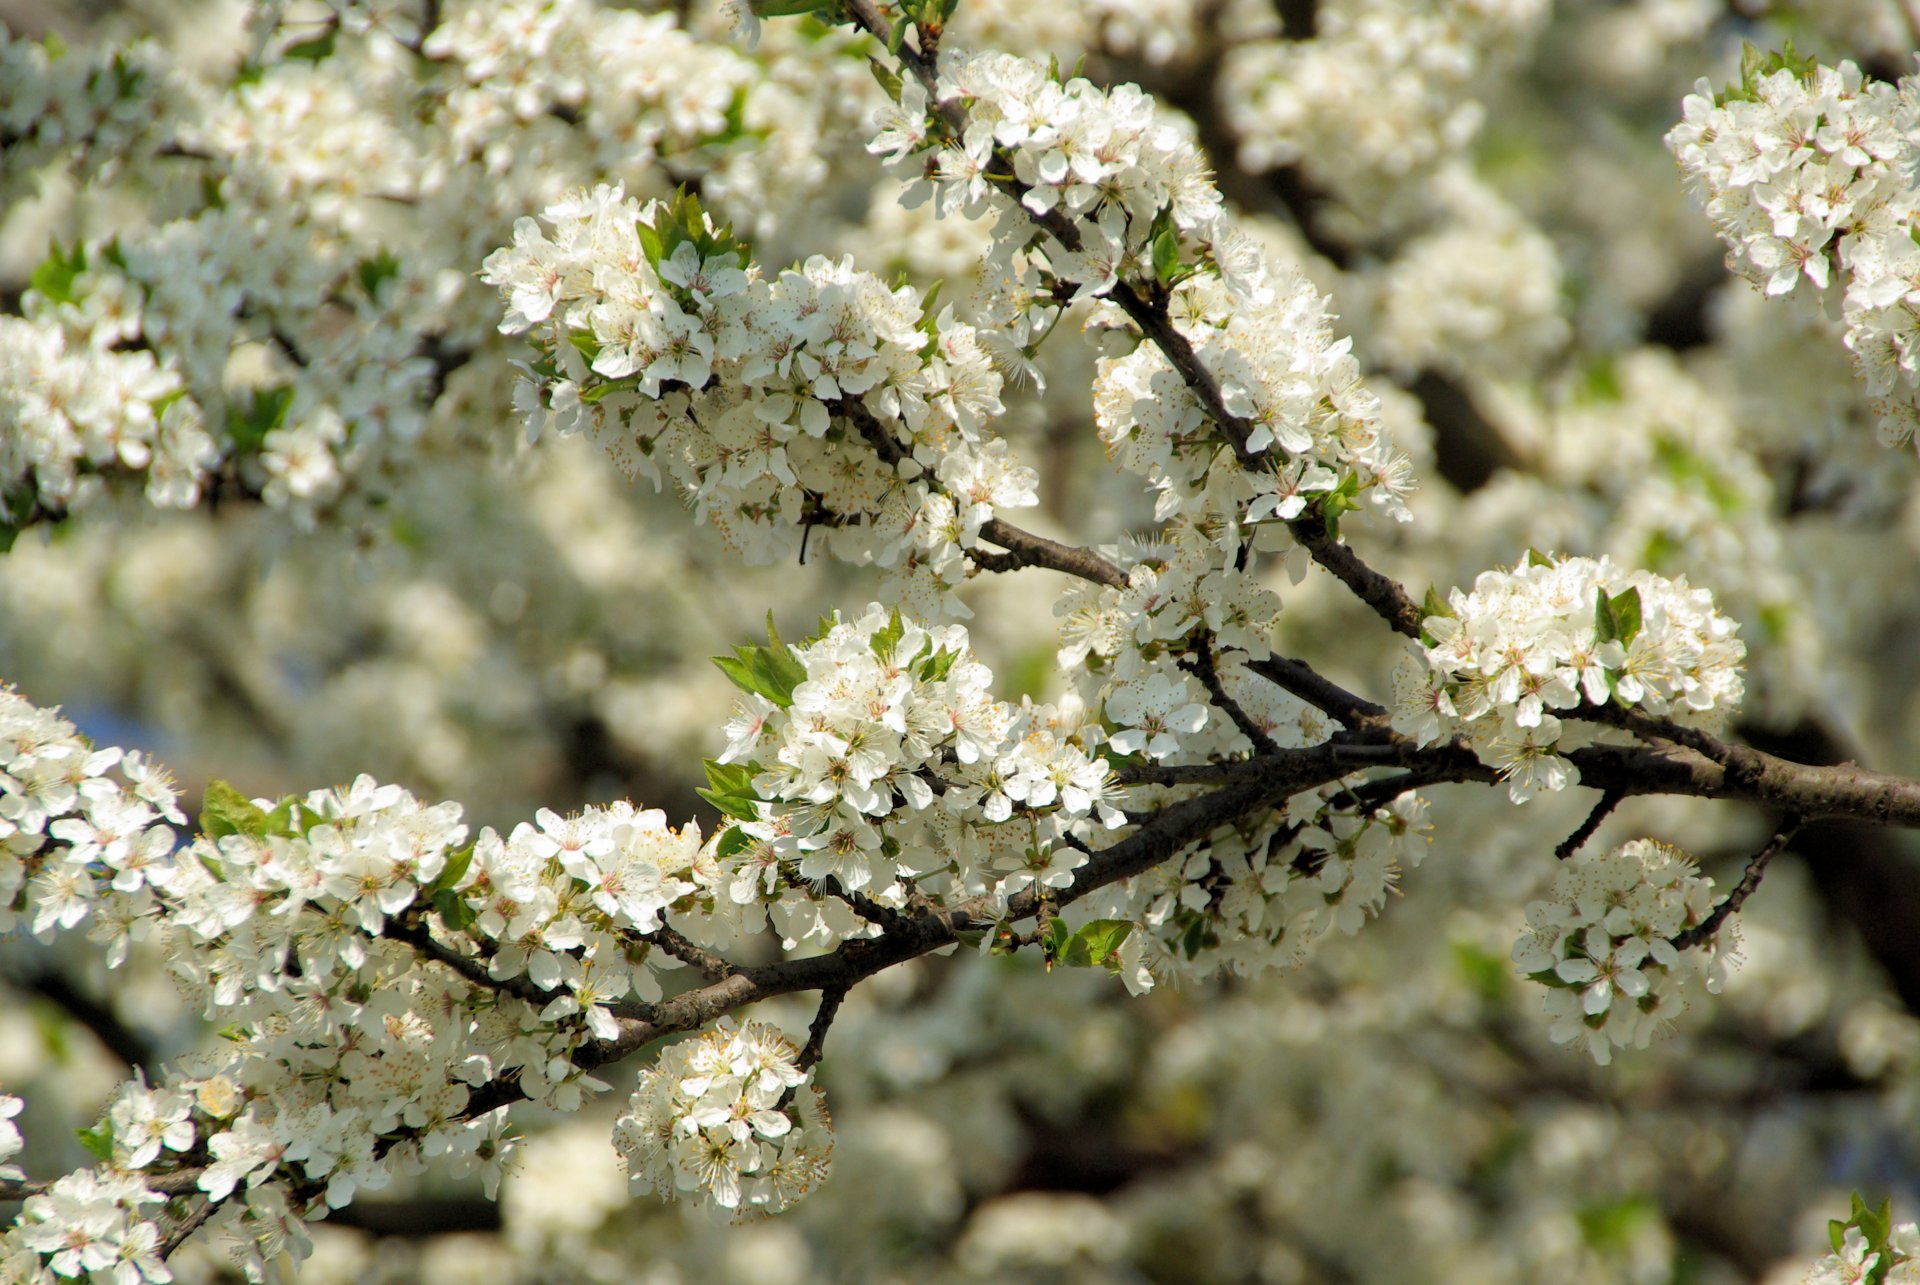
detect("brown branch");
top-left (1555, 789), bottom-right (1623, 860)
top-left (976, 518), bottom-right (1128, 589)
top-left (1288, 523), bottom-right (1425, 638)
top-left (1182, 633), bottom-right (1278, 755)
top-left (1246, 655), bottom-right (1388, 730)
top-left (383, 912), bottom-right (555, 1009)
top-left (798, 985), bottom-right (847, 1072)
top-left (159, 1196), bottom-right (220, 1259)
top-left (833, 393), bottom-right (1129, 590)
top-left (645, 923), bottom-right (742, 982)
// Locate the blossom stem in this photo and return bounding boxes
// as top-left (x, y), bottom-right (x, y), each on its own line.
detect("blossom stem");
top-left (1671, 817), bottom-right (1802, 952)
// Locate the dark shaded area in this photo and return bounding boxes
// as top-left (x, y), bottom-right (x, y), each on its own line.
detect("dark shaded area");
top-left (1643, 258), bottom-right (1724, 353)
top-left (330, 1195), bottom-right (502, 1236)
top-left (1741, 719), bottom-right (1920, 1016)
top-left (1412, 369), bottom-right (1520, 494)
top-left (4, 969), bottom-right (158, 1074)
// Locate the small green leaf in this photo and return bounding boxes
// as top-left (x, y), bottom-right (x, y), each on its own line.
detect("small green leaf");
top-left (916, 645), bottom-right (960, 683)
top-left (29, 241), bottom-right (88, 307)
top-left (77, 1121), bottom-right (114, 1163)
top-left (1151, 225), bottom-right (1180, 284)
top-left (1045, 916), bottom-right (1072, 964)
top-left (1594, 587), bottom-right (1619, 644)
top-left (868, 57), bottom-right (903, 102)
top-left (201, 780), bottom-right (269, 840)
top-left (283, 27), bottom-right (337, 62)
top-left (697, 759), bottom-right (763, 821)
top-left (1606, 586), bottom-right (1642, 645)
top-left (226, 386), bottom-right (296, 453)
top-left (636, 216), bottom-right (664, 271)
top-left (431, 888), bottom-right (476, 932)
top-left (356, 250), bottom-right (401, 299)
top-left (1072, 919), bottom-right (1133, 969)
top-left (871, 607), bottom-right (906, 663)
top-left (424, 842), bottom-right (475, 898)
top-left (716, 825), bottom-right (755, 862)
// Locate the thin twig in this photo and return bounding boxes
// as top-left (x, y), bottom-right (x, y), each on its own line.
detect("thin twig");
top-left (159, 1196), bottom-right (221, 1260)
top-left (797, 986), bottom-right (848, 1072)
top-left (645, 923), bottom-right (741, 982)
top-left (1554, 789), bottom-right (1623, 860)
top-left (1672, 817), bottom-right (1802, 952)
top-left (1182, 634), bottom-right (1279, 755)
top-left (385, 913), bottom-right (555, 1009)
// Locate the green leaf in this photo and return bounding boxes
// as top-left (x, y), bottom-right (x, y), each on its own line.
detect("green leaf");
top-left (697, 759), bottom-right (764, 821)
top-left (1524, 547), bottom-right (1557, 569)
top-left (431, 887), bottom-right (476, 932)
top-left (1073, 919), bottom-right (1133, 969)
top-left (1045, 916), bottom-right (1072, 964)
top-left (1594, 587), bottom-right (1619, 644)
top-left (29, 241), bottom-right (88, 307)
top-left (356, 250), bottom-right (401, 299)
top-left (716, 825), bottom-right (755, 862)
top-left (283, 27), bottom-right (337, 62)
top-left (423, 842), bottom-right (475, 898)
top-left (1151, 224), bottom-right (1180, 285)
top-left (227, 386), bottom-right (296, 453)
top-left (712, 616), bottom-right (808, 708)
top-left (636, 216), bottom-right (664, 271)
top-left (200, 780), bottom-right (269, 840)
top-left (1606, 586), bottom-right (1642, 646)
top-left (869, 57), bottom-right (904, 102)
top-left (1315, 474), bottom-right (1362, 538)
top-left (871, 607), bottom-right (906, 662)
top-left (76, 1121), bottom-right (114, 1163)
top-left (916, 645), bottom-right (960, 683)
top-left (1831, 1218), bottom-right (1849, 1255)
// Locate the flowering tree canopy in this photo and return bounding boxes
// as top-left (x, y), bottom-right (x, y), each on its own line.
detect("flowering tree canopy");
top-left (5, 0), bottom-right (1920, 1281)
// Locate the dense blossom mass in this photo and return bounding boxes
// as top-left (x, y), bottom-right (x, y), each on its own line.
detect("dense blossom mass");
top-left (1511, 839), bottom-right (1727, 1064)
top-left (0, 1), bottom-right (1914, 1282)
top-left (1668, 54), bottom-right (1920, 451)
top-left (1393, 555), bottom-right (1746, 801)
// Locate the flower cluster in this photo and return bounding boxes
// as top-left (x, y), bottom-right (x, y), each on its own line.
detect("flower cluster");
top-left (1085, 788), bottom-right (1432, 992)
top-left (1511, 839), bottom-right (1727, 1064)
top-left (872, 48), bottom-right (1414, 534)
top-left (1220, 0), bottom-right (1550, 210)
top-left (1666, 54), bottom-right (1920, 450)
top-left (1393, 554), bottom-right (1746, 801)
top-left (5, 1168), bottom-right (171, 1284)
top-left (484, 186), bottom-right (1029, 609)
top-left (1092, 267), bottom-right (1410, 527)
top-left (612, 1019), bottom-right (832, 1217)
top-left (0, 684), bottom-right (184, 951)
top-left (716, 605), bottom-right (1126, 947)
top-left (0, 673), bottom-right (783, 1271)
top-left (0, 314), bottom-right (219, 522)
top-left (149, 781), bottom-right (711, 1101)
top-left (0, 29), bottom-right (164, 201)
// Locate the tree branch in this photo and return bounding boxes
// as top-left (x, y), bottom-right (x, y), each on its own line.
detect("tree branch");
top-left (1672, 817), bottom-right (1802, 952)
top-left (1246, 655), bottom-right (1388, 730)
